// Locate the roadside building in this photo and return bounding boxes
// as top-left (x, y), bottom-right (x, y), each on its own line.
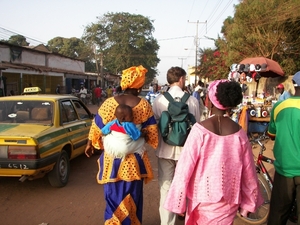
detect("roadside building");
top-left (0, 41), bottom-right (120, 96)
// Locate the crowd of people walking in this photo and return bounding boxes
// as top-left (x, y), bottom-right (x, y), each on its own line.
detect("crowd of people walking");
top-left (83, 64), bottom-right (300, 225)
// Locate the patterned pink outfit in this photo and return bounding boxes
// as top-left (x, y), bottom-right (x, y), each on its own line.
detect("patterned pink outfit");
top-left (164, 123), bottom-right (263, 224)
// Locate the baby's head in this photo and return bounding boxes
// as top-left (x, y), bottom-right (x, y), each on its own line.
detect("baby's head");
top-left (115, 104), bottom-right (133, 123)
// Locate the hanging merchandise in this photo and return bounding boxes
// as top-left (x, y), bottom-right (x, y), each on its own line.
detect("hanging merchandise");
top-left (250, 108), bottom-right (256, 117)
top-left (228, 64), bottom-right (239, 82)
top-left (239, 57), bottom-right (284, 77)
top-left (261, 107), bottom-right (268, 118)
top-left (256, 105), bottom-right (261, 118)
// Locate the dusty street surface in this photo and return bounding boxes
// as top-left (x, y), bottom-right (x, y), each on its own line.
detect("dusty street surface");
top-left (0, 104), bottom-right (295, 225)
top-left (233, 138), bottom-right (295, 225)
top-left (0, 145), bottom-right (182, 225)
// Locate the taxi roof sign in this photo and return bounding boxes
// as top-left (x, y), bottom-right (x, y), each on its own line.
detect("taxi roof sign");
top-left (22, 87), bottom-right (42, 94)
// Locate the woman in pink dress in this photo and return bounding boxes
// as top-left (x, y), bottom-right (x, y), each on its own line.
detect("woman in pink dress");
top-left (164, 79), bottom-right (263, 225)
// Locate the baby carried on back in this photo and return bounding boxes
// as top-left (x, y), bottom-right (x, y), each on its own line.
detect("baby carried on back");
top-left (101, 104), bottom-right (147, 158)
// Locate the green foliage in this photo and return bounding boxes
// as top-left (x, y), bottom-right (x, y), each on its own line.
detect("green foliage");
top-left (47, 37), bottom-right (96, 72)
top-left (222, 0), bottom-right (300, 75)
top-left (47, 37), bottom-right (85, 58)
top-left (4, 35), bottom-right (29, 46)
top-left (199, 0), bottom-right (300, 79)
top-left (198, 48), bottom-right (229, 80)
top-left (82, 12), bottom-right (160, 84)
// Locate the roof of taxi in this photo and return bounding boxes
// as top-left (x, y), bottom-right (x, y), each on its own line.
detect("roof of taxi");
top-left (0, 94), bottom-right (78, 101)
top-left (0, 87), bottom-right (79, 101)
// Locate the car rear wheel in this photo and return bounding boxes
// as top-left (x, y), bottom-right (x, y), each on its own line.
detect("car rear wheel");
top-left (47, 150), bottom-right (70, 188)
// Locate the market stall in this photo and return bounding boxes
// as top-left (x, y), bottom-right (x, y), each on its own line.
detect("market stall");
top-left (247, 99), bottom-right (272, 136)
top-left (235, 96), bottom-right (272, 136)
top-left (229, 57), bottom-right (285, 136)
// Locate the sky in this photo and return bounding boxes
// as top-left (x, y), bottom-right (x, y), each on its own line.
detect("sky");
top-left (0, 0), bottom-right (240, 85)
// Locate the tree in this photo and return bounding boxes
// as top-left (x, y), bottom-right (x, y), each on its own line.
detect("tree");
top-left (47, 37), bottom-right (96, 72)
top-left (198, 47), bottom-right (229, 80)
top-left (219, 0), bottom-right (300, 75)
top-left (82, 12), bottom-right (160, 84)
top-left (2, 35), bottom-right (30, 46)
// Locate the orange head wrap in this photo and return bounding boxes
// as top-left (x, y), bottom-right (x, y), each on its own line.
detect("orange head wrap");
top-left (120, 65), bottom-right (148, 90)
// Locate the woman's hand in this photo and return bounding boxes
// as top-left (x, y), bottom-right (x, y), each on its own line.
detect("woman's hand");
top-left (141, 130), bottom-right (149, 142)
top-left (239, 208), bottom-right (249, 217)
top-left (177, 212), bottom-right (185, 220)
top-left (85, 140), bottom-right (94, 158)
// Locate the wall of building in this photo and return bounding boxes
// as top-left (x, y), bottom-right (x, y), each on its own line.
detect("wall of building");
top-left (0, 43), bottom-right (85, 73)
top-left (0, 43), bottom-right (86, 95)
top-left (19, 50), bottom-right (46, 66)
top-left (47, 54), bottom-right (85, 72)
top-left (0, 44), bottom-right (10, 61)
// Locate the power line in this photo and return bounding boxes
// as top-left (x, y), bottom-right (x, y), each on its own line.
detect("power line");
top-left (198, 0), bottom-right (234, 37)
top-left (178, 57), bottom-right (187, 67)
top-left (206, 0), bottom-right (225, 23)
top-left (206, 0), bottom-right (234, 33)
top-left (198, 0), bottom-right (210, 22)
top-left (157, 36), bottom-right (194, 42)
top-left (0, 26), bottom-right (47, 45)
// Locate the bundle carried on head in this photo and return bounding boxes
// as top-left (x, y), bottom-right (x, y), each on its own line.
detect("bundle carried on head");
top-left (120, 65), bottom-right (148, 90)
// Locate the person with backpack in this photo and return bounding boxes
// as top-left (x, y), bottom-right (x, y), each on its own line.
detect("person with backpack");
top-left (163, 80), bottom-right (263, 224)
top-left (152, 66), bottom-right (201, 225)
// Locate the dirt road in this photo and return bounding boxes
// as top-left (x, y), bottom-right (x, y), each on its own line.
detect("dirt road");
top-left (0, 137), bottom-right (286, 225)
top-left (233, 138), bottom-right (295, 225)
top-left (0, 145), bottom-right (183, 225)
top-left (0, 104), bottom-right (295, 225)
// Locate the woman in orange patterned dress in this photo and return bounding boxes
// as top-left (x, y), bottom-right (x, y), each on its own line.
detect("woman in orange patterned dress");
top-left (85, 65), bottom-right (158, 225)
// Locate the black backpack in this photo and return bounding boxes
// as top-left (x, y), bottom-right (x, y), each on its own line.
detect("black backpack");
top-left (158, 92), bottom-right (196, 146)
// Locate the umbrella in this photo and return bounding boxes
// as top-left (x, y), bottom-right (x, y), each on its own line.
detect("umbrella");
top-left (239, 57), bottom-right (284, 77)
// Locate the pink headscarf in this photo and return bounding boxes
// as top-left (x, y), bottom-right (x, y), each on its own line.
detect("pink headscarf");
top-left (208, 79), bottom-right (228, 110)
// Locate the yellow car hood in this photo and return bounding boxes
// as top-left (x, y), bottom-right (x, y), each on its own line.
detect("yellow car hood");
top-left (0, 124), bottom-right (51, 137)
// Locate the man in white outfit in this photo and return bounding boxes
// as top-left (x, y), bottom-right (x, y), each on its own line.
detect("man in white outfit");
top-left (152, 66), bottom-right (201, 225)
top-left (79, 84), bottom-right (87, 104)
top-left (192, 81), bottom-right (208, 121)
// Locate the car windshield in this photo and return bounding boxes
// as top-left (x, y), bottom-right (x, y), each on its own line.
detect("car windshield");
top-left (0, 100), bottom-right (53, 125)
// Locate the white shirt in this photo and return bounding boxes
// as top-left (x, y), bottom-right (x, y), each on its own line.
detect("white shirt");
top-left (152, 85), bottom-right (201, 160)
top-left (79, 88), bottom-right (87, 98)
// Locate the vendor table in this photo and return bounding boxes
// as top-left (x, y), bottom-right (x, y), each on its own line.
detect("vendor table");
top-left (248, 115), bottom-right (269, 134)
top-left (249, 116), bottom-right (270, 122)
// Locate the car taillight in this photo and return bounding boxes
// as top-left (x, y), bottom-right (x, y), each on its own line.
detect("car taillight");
top-left (8, 146), bottom-right (38, 159)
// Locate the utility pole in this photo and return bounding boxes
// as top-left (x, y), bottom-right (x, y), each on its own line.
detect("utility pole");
top-left (178, 57), bottom-right (187, 68)
top-left (93, 45), bottom-right (101, 86)
top-left (188, 20), bottom-right (207, 85)
top-left (100, 53), bottom-right (104, 89)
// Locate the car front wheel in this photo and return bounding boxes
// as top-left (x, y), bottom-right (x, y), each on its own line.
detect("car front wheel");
top-left (47, 150), bottom-right (70, 188)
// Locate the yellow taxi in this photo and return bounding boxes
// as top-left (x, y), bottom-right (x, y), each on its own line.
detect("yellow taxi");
top-left (0, 87), bottom-right (94, 187)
